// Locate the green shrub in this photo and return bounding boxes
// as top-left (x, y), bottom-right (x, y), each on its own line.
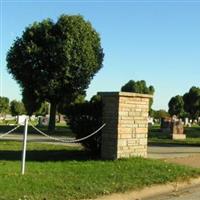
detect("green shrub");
top-left (66, 95), bottom-right (102, 155)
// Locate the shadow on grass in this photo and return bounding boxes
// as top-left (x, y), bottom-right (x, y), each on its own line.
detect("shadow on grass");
top-left (0, 149), bottom-right (99, 161)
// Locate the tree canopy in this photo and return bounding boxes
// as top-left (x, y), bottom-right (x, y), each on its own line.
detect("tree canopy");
top-left (7, 15), bottom-right (104, 131)
top-left (0, 97), bottom-right (10, 116)
top-left (168, 95), bottom-right (185, 118)
top-left (167, 86), bottom-right (200, 119)
top-left (121, 80), bottom-right (155, 95)
top-left (183, 87), bottom-right (200, 119)
top-left (10, 100), bottom-right (26, 116)
top-left (35, 102), bottom-right (49, 116)
top-left (121, 80), bottom-right (154, 114)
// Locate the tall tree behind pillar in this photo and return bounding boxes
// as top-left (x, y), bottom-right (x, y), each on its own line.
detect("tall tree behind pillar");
top-left (121, 80), bottom-right (155, 114)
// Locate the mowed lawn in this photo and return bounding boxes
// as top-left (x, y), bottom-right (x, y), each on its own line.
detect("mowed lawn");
top-left (0, 141), bottom-right (200, 200)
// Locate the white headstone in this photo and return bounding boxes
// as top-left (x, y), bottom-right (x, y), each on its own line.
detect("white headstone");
top-left (148, 117), bottom-right (154, 126)
top-left (184, 118), bottom-right (189, 125)
top-left (17, 115), bottom-right (28, 125)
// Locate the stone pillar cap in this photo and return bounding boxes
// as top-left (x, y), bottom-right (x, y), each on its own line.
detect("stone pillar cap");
top-left (98, 91), bottom-right (153, 98)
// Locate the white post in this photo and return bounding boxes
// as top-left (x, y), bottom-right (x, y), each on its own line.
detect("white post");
top-left (21, 118), bottom-right (29, 175)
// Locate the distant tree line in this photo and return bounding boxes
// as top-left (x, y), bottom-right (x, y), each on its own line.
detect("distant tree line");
top-left (0, 96), bottom-right (49, 117)
top-left (168, 86), bottom-right (200, 119)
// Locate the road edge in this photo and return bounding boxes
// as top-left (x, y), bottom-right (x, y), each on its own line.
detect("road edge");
top-left (94, 176), bottom-right (200, 200)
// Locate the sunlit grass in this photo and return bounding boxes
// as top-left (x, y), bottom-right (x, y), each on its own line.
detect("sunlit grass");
top-left (0, 141), bottom-right (200, 200)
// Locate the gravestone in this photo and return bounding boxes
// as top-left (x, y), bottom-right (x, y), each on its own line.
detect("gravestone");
top-left (184, 118), bottom-right (189, 126)
top-left (98, 92), bottom-right (152, 160)
top-left (171, 120), bottom-right (186, 140)
top-left (161, 118), bottom-right (172, 133)
top-left (148, 117), bottom-right (154, 126)
top-left (17, 115), bottom-right (28, 125)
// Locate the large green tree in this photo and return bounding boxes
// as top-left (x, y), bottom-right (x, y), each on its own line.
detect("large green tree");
top-left (0, 97), bottom-right (10, 116)
top-left (7, 15), bottom-right (104, 131)
top-left (121, 80), bottom-right (155, 113)
top-left (183, 87), bottom-right (200, 119)
top-left (168, 95), bottom-right (185, 118)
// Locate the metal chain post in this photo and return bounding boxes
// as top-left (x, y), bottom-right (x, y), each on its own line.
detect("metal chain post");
top-left (21, 118), bottom-right (29, 175)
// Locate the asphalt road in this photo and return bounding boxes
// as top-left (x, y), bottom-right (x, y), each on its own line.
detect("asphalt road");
top-left (148, 144), bottom-right (200, 159)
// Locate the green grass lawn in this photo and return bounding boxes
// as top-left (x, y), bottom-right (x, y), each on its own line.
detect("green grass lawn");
top-left (148, 124), bottom-right (200, 145)
top-left (0, 141), bottom-right (200, 200)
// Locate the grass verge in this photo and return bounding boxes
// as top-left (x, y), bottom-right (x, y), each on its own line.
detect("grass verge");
top-left (148, 125), bottom-right (200, 146)
top-left (0, 141), bottom-right (200, 200)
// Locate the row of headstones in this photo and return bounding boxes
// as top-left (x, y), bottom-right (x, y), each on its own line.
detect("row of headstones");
top-left (17, 115), bottom-right (65, 126)
top-left (0, 115), bottom-right (47, 125)
top-left (19, 115), bottom-right (200, 129)
top-left (0, 114), bottom-right (16, 121)
top-left (0, 114), bottom-right (50, 125)
top-left (185, 117), bottom-right (200, 127)
top-left (18, 115), bottom-right (50, 125)
top-left (148, 116), bottom-right (200, 127)
top-left (0, 115), bottom-right (38, 124)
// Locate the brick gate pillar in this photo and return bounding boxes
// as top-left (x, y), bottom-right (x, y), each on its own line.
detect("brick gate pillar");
top-left (98, 92), bottom-right (153, 160)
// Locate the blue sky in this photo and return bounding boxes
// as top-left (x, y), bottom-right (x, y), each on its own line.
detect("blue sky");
top-left (1, 0), bottom-right (200, 110)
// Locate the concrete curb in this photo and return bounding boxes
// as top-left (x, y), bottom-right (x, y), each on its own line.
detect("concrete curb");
top-left (94, 177), bottom-right (200, 200)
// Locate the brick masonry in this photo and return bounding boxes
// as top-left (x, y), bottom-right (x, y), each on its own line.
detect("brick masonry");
top-left (98, 92), bottom-right (153, 160)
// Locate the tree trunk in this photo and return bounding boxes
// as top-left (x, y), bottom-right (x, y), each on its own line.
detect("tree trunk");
top-left (48, 102), bottom-right (57, 133)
